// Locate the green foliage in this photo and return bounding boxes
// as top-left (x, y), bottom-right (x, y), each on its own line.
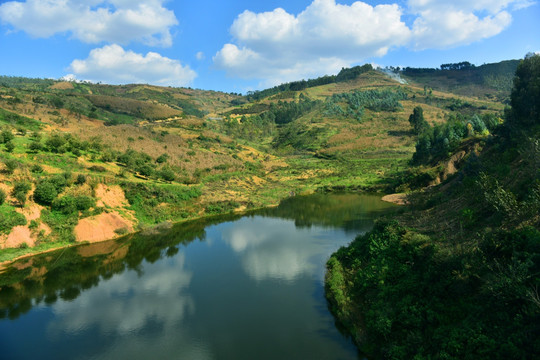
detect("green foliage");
top-left (327, 221), bottom-right (540, 359)
top-left (28, 139), bottom-right (44, 152)
top-left (335, 64), bottom-right (374, 82)
top-left (75, 174), bottom-right (86, 185)
top-left (447, 98), bottom-right (472, 111)
top-left (0, 205), bottom-right (27, 234)
top-left (1, 129), bottom-right (14, 143)
top-left (176, 99), bottom-right (207, 118)
top-left (509, 53), bottom-right (540, 127)
top-left (74, 196), bottom-right (95, 211)
top-left (41, 209), bottom-right (77, 243)
top-left (246, 64), bottom-right (373, 101)
top-left (266, 97), bottom-right (320, 125)
top-left (122, 182), bottom-right (202, 224)
top-left (48, 174), bottom-right (70, 192)
top-left (117, 149), bottom-right (155, 176)
top-left (205, 200), bottom-right (240, 214)
top-left (4, 140), bottom-right (15, 152)
top-left (33, 181), bottom-right (58, 206)
top-left (159, 166), bottom-right (176, 182)
top-left (11, 181), bottom-right (31, 206)
top-left (412, 112), bottom-right (498, 164)
top-left (402, 60), bottom-right (519, 99)
top-left (325, 89), bottom-right (406, 121)
top-left (3, 158), bottom-right (18, 174)
top-left (0, 189), bottom-right (5, 205)
top-left (0, 109), bottom-right (42, 132)
top-left (214, 113), bottom-right (277, 142)
top-left (45, 133), bottom-right (67, 153)
top-left (52, 195), bottom-right (95, 214)
top-left (408, 106), bottom-right (429, 134)
top-left (273, 121), bottom-right (335, 152)
top-left (156, 153), bottom-right (169, 164)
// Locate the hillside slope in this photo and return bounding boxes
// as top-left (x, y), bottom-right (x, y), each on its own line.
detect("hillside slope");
top-left (325, 54), bottom-right (540, 359)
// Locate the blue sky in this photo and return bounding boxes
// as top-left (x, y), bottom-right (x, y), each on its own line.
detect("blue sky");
top-left (0, 0), bottom-right (538, 93)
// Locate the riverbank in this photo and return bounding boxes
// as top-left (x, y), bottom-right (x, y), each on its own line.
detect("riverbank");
top-left (0, 198), bottom-right (284, 270)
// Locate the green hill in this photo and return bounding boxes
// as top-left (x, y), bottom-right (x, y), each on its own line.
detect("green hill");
top-left (402, 60), bottom-right (519, 101)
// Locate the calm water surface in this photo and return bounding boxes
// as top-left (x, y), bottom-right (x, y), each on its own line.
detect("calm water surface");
top-left (0, 194), bottom-right (396, 359)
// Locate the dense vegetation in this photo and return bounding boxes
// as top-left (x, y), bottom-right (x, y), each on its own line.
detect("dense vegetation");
top-left (402, 60), bottom-right (520, 99)
top-left (325, 89), bottom-right (407, 121)
top-left (326, 54), bottom-right (540, 359)
top-left (246, 64), bottom-right (373, 101)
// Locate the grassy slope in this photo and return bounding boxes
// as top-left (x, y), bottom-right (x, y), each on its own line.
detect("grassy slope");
top-left (0, 65), bottom-right (506, 263)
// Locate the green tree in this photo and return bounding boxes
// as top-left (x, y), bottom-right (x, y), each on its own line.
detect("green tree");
top-left (510, 53), bottom-right (540, 126)
top-left (408, 106), bottom-right (429, 134)
top-left (12, 181), bottom-right (31, 207)
top-left (46, 133), bottom-right (67, 152)
top-left (33, 181), bottom-right (58, 205)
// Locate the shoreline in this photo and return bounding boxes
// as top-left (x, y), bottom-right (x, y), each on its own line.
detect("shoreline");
top-left (0, 201), bottom-right (282, 271)
top-left (1, 190), bottom-right (391, 271)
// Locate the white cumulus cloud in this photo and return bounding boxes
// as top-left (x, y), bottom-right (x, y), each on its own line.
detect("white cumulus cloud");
top-left (214, 0), bottom-right (529, 85)
top-left (0, 0), bottom-right (178, 46)
top-left (69, 44), bottom-right (197, 86)
top-left (408, 0), bottom-right (516, 49)
top-left (214, 0), bottom-right (410, 84)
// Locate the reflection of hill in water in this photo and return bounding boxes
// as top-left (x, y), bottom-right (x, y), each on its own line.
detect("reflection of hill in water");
top-left (0, 193), bottom-right (394, 320)
top-left (0, 219), bottom-right (210, 320)
top-left (257, 193), bottom-right (396, 233)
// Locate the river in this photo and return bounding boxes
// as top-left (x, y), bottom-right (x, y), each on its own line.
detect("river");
top-left (0, 193), bottom-right (396, 360)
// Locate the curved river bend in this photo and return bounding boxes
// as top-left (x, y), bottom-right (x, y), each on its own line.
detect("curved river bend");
top-left (0, 193), bottom-right (396, 360)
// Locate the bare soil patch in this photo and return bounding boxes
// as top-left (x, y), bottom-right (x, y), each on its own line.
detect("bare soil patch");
top-left (74, 211), bottom-right (133, 243)
top-left (95, 184), bottom-right (128, 208)
top-left (382, 193), bottom-right (409, 205)
top-left (1, 226), bottom-right (35, 249)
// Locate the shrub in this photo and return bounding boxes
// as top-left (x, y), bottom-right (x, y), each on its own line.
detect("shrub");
top-left (75, 196), bottom-right (95, 211)
top-left (138, 164), bottom-right (155, 177)
top-left (49, 174), bottom-right (68, 192)
top-left (45, 133), bottom-right (67, 152)
top-left (0, 189), bottom-right (6, 205)
top-left (31, 164), bottom-right (44, 173)
top-left (159, 167), bottom-right (176, 182)
top-left (11, 181), bottom-right (31, 206)
top-left (3, 158), bottom-right (18, 174)
top-left (1, 129), bottom-right (14, 143)
top-left (33, 181), bottom-right (58, 205)
top-left (28, 139), bottom-right (44, 152)
top-left (4, 140), bottom-right (15, 152)
top-left (52, 196), bottom-right (77, 214)
top-left (156, 153), bottom-right (169, 164)
top-left (75, 174), bottom-right (87, 185)
top-left (52, 195), bottom-right (96, 214)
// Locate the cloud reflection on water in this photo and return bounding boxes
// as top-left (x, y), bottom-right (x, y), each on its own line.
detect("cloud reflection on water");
top-left (43, 253), bottom-right (212, 359)
top-left (222, 217), bottom-right (343, 282)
